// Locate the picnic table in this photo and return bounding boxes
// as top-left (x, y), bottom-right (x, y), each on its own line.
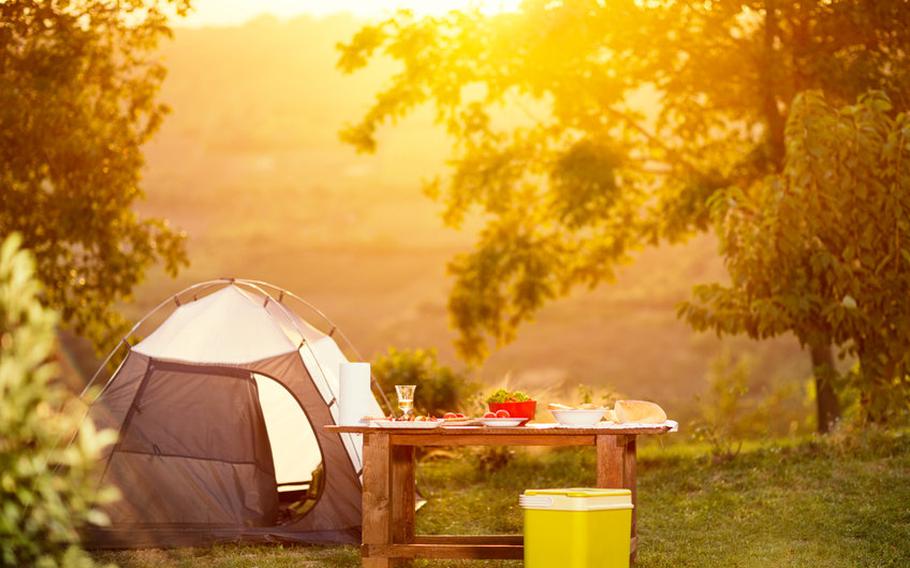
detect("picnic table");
top-left (325, 423), bottom-right (674, 567)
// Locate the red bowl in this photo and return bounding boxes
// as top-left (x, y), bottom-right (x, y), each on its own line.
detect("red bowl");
top-left (488, 400), bottom-right (537, 421)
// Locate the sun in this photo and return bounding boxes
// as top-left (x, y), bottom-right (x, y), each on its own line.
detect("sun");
top-left (183, 0), bottom-right (523, 27)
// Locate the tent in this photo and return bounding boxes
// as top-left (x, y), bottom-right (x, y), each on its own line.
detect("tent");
top-left (81, 279), bottom-right (389, 548)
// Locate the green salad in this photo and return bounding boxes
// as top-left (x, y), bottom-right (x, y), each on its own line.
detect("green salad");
top-left (486, 388), bottom-right (532, 404)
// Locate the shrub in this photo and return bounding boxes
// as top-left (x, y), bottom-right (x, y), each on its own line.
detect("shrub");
top-left (0, 235), bottom-right (118, 567)
top-left (690, 351), bottom-right (756, 462)
top-left (372, 347), bottom-right (478, 416)
top-left (692, 349), bottom-right (815, 460)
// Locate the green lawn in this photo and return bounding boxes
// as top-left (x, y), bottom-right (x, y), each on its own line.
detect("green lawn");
top-left (96, 431), bottom-right (910, 567)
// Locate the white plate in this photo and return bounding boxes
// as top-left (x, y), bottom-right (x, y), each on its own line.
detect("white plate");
top-left (480, 417), bottom-right (525, 428)
top-left (369, 420), bottom-right (441, 429)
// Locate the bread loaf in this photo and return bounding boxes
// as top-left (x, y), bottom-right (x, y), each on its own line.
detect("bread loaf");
top-left (613, 400), bottom-right (667, 424)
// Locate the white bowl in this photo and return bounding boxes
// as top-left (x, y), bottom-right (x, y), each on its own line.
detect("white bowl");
top-left (550, 408), bottom-right (608, 426)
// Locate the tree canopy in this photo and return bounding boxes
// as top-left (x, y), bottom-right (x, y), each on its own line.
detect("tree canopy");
top-left (0, 0), bottom-right (191, 352)
top-left (339, 0), bottom-right (910, 362)
top-left (681, 91), bottom-right (910, 422)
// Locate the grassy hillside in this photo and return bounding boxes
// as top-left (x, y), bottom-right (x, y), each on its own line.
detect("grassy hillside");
top-left (96, 431), bottom-right (910, 567)
top-left (62, 15), bottom-right (810, 422)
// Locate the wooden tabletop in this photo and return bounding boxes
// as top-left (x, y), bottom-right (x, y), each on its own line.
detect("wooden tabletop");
top-left (325, 423), bottom-right (673, 435)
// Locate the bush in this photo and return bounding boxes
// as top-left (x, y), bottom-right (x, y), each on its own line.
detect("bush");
top-left (691, 349), bottom-right (816, 461)
top-left (373, 347), bottom-right (477, 416)
top-left (691, 351), bottom-right (758, 462)
top-left (0, 235), bottom-right (118, 567)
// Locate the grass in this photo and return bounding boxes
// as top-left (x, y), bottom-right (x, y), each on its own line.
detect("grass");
top-left (95, 431), bottom-right (910, 567)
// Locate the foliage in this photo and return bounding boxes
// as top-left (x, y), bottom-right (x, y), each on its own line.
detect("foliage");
top-left (0, 235), bottom-right (118, 567)
top-left (691, 350), bottom-right (813, 462)
top-left (692, 351), bottom-right (809, 462)
top-left (691, 352), bottom-right (753, 461)
top-left (577, 383), bottom-right (622, 408)
top-left (681, 92), bottom-right (910, 424)
top-left (372, 347), bottom-right (477, 416)
top-left (484, 388), bottom-right (530, 404)
top-left (0, 0), bottom-right (192, 352)
top-left (338, 0), bottom-right (910, 363)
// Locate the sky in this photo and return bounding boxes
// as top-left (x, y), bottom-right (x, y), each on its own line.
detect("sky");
top-left (181, 0), bottom-right (522, 26)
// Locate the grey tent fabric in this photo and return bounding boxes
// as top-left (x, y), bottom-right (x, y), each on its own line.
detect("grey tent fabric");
top-left (81, 282), bottom-right (379, 549)
top-left (99, 361), bottom-right (279, 529)
top-left (89, 352), bottom-right (150, 463)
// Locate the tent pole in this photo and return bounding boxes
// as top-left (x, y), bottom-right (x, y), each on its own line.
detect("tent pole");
top-left (78, 339), bottom-right (129, 399)
top-left (80, 279), bottom-right (235, 398)
top-left (238, 281), bottom-right (349, 412)
top-left (237, 279), bottom-right (394, 415)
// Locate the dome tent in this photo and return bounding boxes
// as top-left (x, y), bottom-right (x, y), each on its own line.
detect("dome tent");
top-left (81, 279), bottom-right (389, 548)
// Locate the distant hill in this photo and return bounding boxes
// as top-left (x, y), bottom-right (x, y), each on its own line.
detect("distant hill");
top-left (69, 15), bottom-right (810, 423)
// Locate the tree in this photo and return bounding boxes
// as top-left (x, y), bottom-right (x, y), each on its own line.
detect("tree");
top-left (0, 234), bottom-right (118, 567)
top-left (681, 91), bottom-right (910, 425)
top-left (338, 0), bottom-right (910, 431)
top-left (373, 347), bottom-right (477, 416)
top-left (0, 0), bottom-right (191, 352)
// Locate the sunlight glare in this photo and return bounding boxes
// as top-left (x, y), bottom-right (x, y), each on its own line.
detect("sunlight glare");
top-left (183, 0), bottom-right (523, 27)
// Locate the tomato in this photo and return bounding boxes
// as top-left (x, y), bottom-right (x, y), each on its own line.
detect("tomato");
top-left (443, 412), bottom-right (458, 420)
top-left (495, 409), bottom-right (511, 418)
top-left (455, 413), bottom-right (465, 418)
top-left (483, 411), bottom-right (496, 418)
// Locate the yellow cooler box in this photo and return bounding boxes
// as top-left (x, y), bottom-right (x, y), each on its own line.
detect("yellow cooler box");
top-left (520, 488), bottom-right (633, 568)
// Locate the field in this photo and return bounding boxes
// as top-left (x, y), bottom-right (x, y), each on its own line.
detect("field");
top-left (96, 431), bottom-right (910, 567)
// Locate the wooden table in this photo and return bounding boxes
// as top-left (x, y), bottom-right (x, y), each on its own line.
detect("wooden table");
top-left (325, 424), bottom-right (673, 567)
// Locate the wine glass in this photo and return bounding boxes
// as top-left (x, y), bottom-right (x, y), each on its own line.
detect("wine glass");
top-left (395, 384), bottom-right (416, 419)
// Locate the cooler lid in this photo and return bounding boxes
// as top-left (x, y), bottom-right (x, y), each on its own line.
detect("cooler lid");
top-left (524, 488), bottom-right (630, 498)
top-left (520, 488), bottom-right (633, 511)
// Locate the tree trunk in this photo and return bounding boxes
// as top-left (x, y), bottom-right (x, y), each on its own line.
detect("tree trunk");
top-left (809, 341), bottom-right (840, 434)
top-left (761, 0), bottom-right (786, 169)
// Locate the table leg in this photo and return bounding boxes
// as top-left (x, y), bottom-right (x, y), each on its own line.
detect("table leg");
top-left (390, 444), bottom-right (416, 568)
top-left (362, 432), bottom-right (392, 568)
top-left (596, 434), bottom-right (638, 564)
top-left (625, 436), bottom-right (638, 563)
